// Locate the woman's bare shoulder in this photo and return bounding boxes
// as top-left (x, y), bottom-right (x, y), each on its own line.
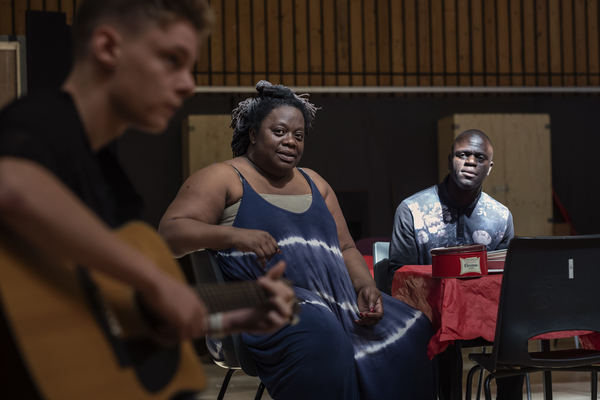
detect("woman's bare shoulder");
top-left (297, 167), bottom-right (332, 197)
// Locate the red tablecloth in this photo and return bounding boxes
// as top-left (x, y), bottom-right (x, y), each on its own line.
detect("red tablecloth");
top-left (391, 265), bottom-right (600, 359)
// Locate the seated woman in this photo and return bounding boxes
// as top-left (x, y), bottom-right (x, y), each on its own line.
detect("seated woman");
top-left (159, 81), bottom-right (437, 400)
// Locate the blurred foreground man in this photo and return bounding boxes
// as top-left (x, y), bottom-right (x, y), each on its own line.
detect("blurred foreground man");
top-left (0, 1), bottom-right (294, 398)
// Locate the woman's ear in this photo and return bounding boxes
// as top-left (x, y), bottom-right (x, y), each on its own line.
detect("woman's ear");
top-left (249, 127), bottom-right (257, 144)
top-left (90, 25), bottom-right (122, 70)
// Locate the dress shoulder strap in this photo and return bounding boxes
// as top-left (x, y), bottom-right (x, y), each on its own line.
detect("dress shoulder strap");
top-left (227, 164), bottom-right (245, 183)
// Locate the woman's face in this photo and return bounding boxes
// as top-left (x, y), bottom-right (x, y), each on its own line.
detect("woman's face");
top-left (248, 106), bottom-right (306, 176)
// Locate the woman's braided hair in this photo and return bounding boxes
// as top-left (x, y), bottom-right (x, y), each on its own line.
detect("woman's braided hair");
top-left (230, 80), bottom-right (318, 157)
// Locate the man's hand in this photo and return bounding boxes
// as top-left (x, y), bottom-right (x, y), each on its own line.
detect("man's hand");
top-left (355, 285), bottom-right (384, 326)
top-left (221, 261), bottom-right (296, 334)
top-left (138, 273), bottom-right (209, 341)
top-left (230, 228), bottom-right (282, 268)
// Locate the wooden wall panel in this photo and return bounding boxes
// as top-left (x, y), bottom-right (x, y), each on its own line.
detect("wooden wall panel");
top-left (2, 0), bottom-right (600, 90)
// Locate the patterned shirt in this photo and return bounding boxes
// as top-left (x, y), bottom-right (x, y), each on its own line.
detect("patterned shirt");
top-left (388, 175), bottom-right (513, 284)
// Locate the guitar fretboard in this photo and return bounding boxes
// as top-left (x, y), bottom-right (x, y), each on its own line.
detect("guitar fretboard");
top-left (194, 281), bottom-right (270, 313)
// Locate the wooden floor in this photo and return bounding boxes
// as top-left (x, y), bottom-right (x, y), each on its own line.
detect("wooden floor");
top-left (196, 338), bottom-right (598, 400)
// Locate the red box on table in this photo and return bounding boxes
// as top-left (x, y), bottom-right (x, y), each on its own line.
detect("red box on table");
top-left (430, 244), bottom-right (488, 278)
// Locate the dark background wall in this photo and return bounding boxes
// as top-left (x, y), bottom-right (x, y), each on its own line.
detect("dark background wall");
top-left (117, 94), bottom-right (600, 239)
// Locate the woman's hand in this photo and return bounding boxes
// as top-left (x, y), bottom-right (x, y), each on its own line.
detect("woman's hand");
top-left (354, 285), bottom-right (384, 326)
top-left (231, 228), bottom-right (282, 268)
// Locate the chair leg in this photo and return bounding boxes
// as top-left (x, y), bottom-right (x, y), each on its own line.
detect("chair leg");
top-left (526, 373), bottom-right (532, 400)
top-left (483, 374), bottom-right (494, 400)
top-left (591, 371), bottom-right (597, 400)
top-left (217, 369), bottom-right (237, 400)
top-left (254, 382), bottom-right (266, 400)
top-left (475, 347), bottom-right (487, 400)
top-left (465, 365), bottom-right (483, 400)
top-left (540, 340), bottom-right (553, 400)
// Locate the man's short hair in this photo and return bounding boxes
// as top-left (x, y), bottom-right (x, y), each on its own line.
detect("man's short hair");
top-left (451, 129), bottom-right (493, 154)
top-left (72, 0), bottom-right (213, 60)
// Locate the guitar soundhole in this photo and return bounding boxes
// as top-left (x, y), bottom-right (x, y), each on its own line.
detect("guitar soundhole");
top-left (77, 266), bottom-right (180, 392)
top-left (125, 337), bottom-right (181, 393)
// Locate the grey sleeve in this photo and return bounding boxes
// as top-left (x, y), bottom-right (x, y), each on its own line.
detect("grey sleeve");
top-left (496, 211), bottom-right (514, 250)
top-left (388, 202), bottom-right (420, 287)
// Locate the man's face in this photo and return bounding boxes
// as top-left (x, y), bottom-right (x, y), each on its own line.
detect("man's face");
top-left (109, 19), bottom-right (198, 133)
top-left (448, 134), bottom-right (494, 191)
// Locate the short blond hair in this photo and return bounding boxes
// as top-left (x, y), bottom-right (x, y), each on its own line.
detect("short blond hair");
top-left (72, 0), bottom-right (213, 59)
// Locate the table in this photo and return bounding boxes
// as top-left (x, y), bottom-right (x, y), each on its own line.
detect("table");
top-left (391, 265), bottom-right (600, 400)
top-left (392, 265), bottom-right (600, 359)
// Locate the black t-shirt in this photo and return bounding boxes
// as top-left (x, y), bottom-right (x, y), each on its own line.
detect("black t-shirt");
top-left (0, 89), bottom-right (142, 227)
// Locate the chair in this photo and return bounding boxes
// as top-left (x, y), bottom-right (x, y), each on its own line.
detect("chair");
top-left (189, 250), bottom-right (266, 400)
top-left (372, 241), bottom-right (391, 295)
top-left (465, 235), bottom-right (600, 400)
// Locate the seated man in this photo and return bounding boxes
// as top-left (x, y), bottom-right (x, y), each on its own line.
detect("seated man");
top-left (388, 129), bottom-right (522, 400)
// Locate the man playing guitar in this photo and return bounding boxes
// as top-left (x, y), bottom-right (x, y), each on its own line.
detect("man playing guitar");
top-left (0, 0), bottom-right (295, 398)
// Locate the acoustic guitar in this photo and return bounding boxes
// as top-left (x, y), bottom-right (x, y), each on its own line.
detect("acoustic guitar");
top-left (0, 221), bottom-right (289, 400)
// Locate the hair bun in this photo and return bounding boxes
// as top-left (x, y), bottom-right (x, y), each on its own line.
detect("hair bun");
top-left (255, 80), bottom-right (295, 98)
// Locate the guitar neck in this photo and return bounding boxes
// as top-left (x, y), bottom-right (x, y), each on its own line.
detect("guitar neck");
top-left (194, 281), bottom-right (270, 313)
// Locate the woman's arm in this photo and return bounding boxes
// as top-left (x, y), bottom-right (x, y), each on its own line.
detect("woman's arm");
top-left (302, 168), bottom-right (383, 326)
top-left (158, 162), bottom-right (281, 265)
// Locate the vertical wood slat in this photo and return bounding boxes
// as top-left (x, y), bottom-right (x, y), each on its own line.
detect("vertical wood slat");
top-left (574, 0), bottom-right (588, 86)
top-left (209, 0), bottom-right (224, 85)
top-left (0, 0), bottom-right (14, 35)
top-left (252, 0), bottom-right (267, 84)
top-left (548, 0), bottom-right (562, 87)
top-left (404, 0), bottom-right (418, 87)
top-left (376, 0), bottom-right (391, 87)
top-left (561, 0), bottom-right (576, 86)
top-left (223, 0), bottom-right (238, 86)
top-left (417, 0), bottom-right (430, 87)
top-left (457, 0), bottom-right (471, 86)
top-left (442, 0), bottom-right (457, 87)
top-left (279, 0), bottom-right (294, 86)
top-left (363, 0), bottom-right (378, 87)
top-left (322, 0), bottom-right (337, 86)
top-left (294, 0), bottom-right (309, 86)
top-left (509, 0), bottom-right (523, 87)
top-left (522, 0), bottom-right (536, 86)
top-left (470, 0), bottom-right (484, 87)
top-left (45, 0), bottom-right (58, 12)
top-left (349, 0), bottom-right (364, 86)
top-left (483, 0), bottom-right (497, 87)
top-left (587, 0), bottom-right (599, 86)
top-left (237, 0), bottom-right (253, 86)
top-left (536, 0), bottom-right (549, 86)
top-left (336, 0), bottom-right (350, 86)
top-left (15, 0), bottom-right (27, 35)
top-left (265, 0), bottom-right (281, 84)
top-left (390, 0), bottom-right (405, 87)
top-left (496, 0), bottom-right (511, 87)
top-left (308, 0), bottom-right (323, 86)
top-left (430, 0), bottom-right (445, 87)
top-left (3, 0), bottom-right (600, 90)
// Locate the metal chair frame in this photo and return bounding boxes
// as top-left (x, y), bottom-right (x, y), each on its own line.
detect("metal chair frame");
top-left (189, 250), bottom-right (266, 400)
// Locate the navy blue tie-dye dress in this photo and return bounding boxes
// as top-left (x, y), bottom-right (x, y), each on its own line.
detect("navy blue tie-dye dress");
top-left (216, 169), bottom-right (437, 400)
